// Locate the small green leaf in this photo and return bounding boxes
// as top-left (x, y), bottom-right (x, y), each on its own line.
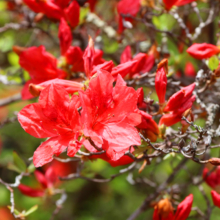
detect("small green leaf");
top-left (163, 154), bottom-right (172, 160)
top-left (27, 162), bottom-right (35, 173)
top-left (7, 52), bottom-right (19, 67)
top-left (13, 152), bottom-right (26, 173)
top-left (208, 56), bottom-right (219, 71)
top-left (24, 205), bottom-right (38, 216)
top-left (7, 206), bottom-right (20, 215)
top-left (7, 163), bottom-right (22, 173)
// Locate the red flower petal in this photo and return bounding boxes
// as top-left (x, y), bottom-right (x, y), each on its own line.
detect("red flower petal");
top-left (33, 136), bottom-right (71, 167)
top-left (111, 60), bottom-right (137, 78)
top-left (34, 170), bottom-right (48, 189)
top-left (163, 0), bottom-right (178, 10)
top-left (18, 184), bottom-right (44, 197)
top-left (65, 46), bottom-right (84, 72)
top-left (18, 103), bottom-right (57, 138)
top-left (120, 46), bottom-right (132, 64)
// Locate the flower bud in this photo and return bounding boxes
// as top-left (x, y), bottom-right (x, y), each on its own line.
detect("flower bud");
top-left (155, 59), bottom-right (168, 106)
top-left (29, 84), bottom-right (44, 97)
top-left (209, 158), bottom-right (220, 166)
top-left (83, 36), bottom-right (95, 78)
top-left (155, 198), bottom-right (174, 218)
top-left (12, 45), bottom-right (26, 55)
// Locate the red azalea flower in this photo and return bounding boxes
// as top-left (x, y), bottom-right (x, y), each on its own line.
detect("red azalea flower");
top-left (18, 83), bottom-right (82, 167)
top-left (79, 69), bottom-right (141, 161)
top-left (203, 166), bottom-right (220, 189)
top-left (19, 160), bottom-right (74, 197)
top-left (153, 194), bottom-right (193, 220)
top-left (187, 43), bottom-right (220, 60)
top-left (59, 18), bottom-right (72, 55)
top-left (155, 59), bottom-right (168, 105)
top-left (18, 170), bottom-right (54, 197)
top-left (211, 190), bottom-right (220, 208)
top-left (160, 83), bottom-right (196, 126)
top-left (13, 45), bottom-right (67, 100)
top-left (117, 0), bottom-right (140, 33)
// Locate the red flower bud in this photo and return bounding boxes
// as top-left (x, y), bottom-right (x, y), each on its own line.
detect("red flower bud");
top-left (58, 18), bottom-right (72, 55)
top-left (64, 0), bottom-right (80, 28)
top-left (209, 158), bottom-right (220, 166)
top-left (164, 83), bottom-right (195, 112)
top-left (155, 59), bottom-right (168, 105)
top-left (120, 46), bottom-right (132, 64)
top-left (187, 43), bottom-right (220, 60)
top-left (83, 36), bottom-right (95, 78)
top-left (185, 62), bottom-right (196, 77)
top-left (174, 194), bottom-right (193, 220)
top-left (153, 198), bottom-right (174, 219)
top-left (64, 46), bottom-right (84, 72)
top-left (211, 190), bottom-right (220, 208)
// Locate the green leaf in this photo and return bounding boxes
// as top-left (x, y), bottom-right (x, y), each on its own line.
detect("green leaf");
top-left (7, 163), bottom-right (22, 173)
top-left (24, 205), bottom-right (38, 216)
top-left (27, 162), bottom-right (35, 173)
top-left (7, 206), bottom-right (20, 215)
top-left (7, 52), bottom-right (19, 67)
top-left (208, 56), bottom-right (219, 71)
top-left (0, 2), bottom-right (6, 11)
top-left (12, 152), bottom-right (26, 173)
top-left (152, 14), bottom-right (175, 31)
